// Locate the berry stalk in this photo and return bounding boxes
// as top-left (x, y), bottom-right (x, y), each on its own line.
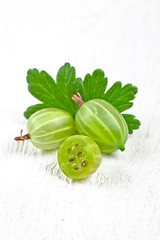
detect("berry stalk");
top-left (72, 93), bottom-right (84, 106)
top-left (14, 130), bottom-right (30, 141)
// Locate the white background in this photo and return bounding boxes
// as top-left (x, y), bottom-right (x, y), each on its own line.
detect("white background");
top-left (0, 0), bottom-right (160, 239)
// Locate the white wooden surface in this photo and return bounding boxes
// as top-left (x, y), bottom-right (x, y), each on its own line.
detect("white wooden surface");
top-left (0, 0), bottom-right (160, 239)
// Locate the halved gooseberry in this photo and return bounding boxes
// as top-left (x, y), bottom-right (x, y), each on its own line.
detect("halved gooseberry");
top-left (58, 135), bottom-right (102, 180)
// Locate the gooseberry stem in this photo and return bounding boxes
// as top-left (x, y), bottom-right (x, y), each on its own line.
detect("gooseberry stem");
top-left (72, 93), bottom-right (84, 106)
top-left (14, 129), bottom-right (30, 141)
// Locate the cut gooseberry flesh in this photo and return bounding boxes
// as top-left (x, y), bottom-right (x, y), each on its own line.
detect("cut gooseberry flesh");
top-left (58, 135), bottom-right (102, 180)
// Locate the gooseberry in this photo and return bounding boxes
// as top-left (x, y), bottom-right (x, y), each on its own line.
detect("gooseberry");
top-left (72, 95), bottom-right (128, 154)
top-left (14, 108), bottom-right (75, 150)
top-left (58, 135), bottom-right (102, 180)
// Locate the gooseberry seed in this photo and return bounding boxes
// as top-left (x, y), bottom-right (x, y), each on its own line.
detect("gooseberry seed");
top-left (77, 151), bottom-right (82, 156)
top-left (82, 161), bottom-right (87, 167)
top-left (69, 158), bottom-right (75, 162)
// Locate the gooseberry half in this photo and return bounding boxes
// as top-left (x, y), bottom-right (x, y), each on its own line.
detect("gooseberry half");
top-left (58, 135), bottom-right (102, 180)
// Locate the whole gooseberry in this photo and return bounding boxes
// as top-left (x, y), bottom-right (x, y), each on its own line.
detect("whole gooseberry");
top-left (72, 95), bottom-right (128, 154)
top-left (14, 108), bottom-right (75, 150)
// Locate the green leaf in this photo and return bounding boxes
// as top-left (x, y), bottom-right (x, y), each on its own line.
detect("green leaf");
top-left (27, 69), bottom-right (65, 109)
top-left (27, 69), bottom-right (56, 95)
top-left (67, 77), bottom-right (84, 112)
top-left (24, 103), bottom-right (51, 119)
top-left (103, 82), bottom-right (138, 112)
top-left (83, 69), bottom-right (108, 101)
top-left (25, 63), bottom-right (84, 118)
top-left (55, 63), bottom-right (84, 114)
top-left (122, 114), bottom-right (141, 134)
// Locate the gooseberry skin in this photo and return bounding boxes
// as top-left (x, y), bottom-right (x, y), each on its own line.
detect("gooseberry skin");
top-left (27, 108), bottom-right (75, 150)
top-left (75, 99), bottom-right (128, 154)
top-left (58, 135), bottom-right (102, 180)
